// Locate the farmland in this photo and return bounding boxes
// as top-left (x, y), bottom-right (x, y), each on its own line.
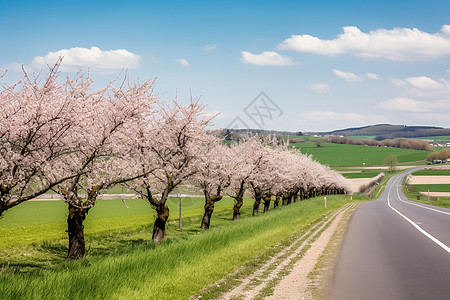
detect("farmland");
top-left (409, 184), bottom-right (450, 193)
top-left (412, 169), bottom-right (450, 176)
top-left (291, 142), bottom-right (429, 166)
top-left (342, 171), bottom-right (383, 179)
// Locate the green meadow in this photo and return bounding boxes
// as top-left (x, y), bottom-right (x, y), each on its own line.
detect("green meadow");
top-left (412, 169), bottom-right (450, 176)
top-left (417, 135), bottom-right (450, 142)
top-left (342, 171), bottom-right (383, 179)
top-left (410, 184), bottom-right (450, 193)
top-left (0, 195), bottom-right (359, 299)
top-left (291, 142), bottom-right (429, 166)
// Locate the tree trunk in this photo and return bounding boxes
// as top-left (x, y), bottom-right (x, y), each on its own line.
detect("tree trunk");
top-left (274, 195), bottom-right (280, 209)
top-left (233, 197), bottom-right (243, 220)
top-left (251, 184), bottom-right (262, 216)
top-left (252, 198), bottom-right (261, 216)
top-left (152, 204), bottom-right (169, 243)
top-left (292, 190), bottom-right (298, 203)
top-left (263, 196), bottom-right (271, 212)
top-left (67, 204), bottom-right (88, 259)
top-left (201, 194), bottom-right (215, 229)
top-left (287, 195), bottom-right (292, 205)
top-left (0, 201), bottom-right (6, 217)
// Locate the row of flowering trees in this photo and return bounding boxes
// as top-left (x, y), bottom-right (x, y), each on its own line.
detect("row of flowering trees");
top-left (0, 63), bottom-right (350, 259)
top-left (193, 136), bottom-right (352, 229)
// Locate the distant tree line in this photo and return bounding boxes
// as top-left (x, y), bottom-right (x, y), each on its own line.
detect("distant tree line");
top-left (427, 149), bottom-right (450, 161)
top-left (317, 124), bottom-right (450, 140)
top-left (374, 128), bottom-right (450, 140)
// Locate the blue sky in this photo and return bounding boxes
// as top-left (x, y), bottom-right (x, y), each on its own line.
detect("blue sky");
top-left (1, 0), bottom-right (450, 132)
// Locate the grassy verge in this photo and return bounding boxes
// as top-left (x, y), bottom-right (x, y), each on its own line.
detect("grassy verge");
top-left (402, 180), bottom-right (450, 209)
top-left (0, 195), bottom-right (357, 300)
top-left (367, 169), bottom-right (407, 199)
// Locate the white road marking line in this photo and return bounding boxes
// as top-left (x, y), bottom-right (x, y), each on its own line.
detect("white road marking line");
top-left (387, 185), bottom-right (450, 254)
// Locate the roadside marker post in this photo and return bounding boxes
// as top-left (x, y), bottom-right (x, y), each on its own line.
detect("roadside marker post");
top-left (179, 194), bottom-right (182, 231)
top-left (324, 196), bottom-right (327, 208)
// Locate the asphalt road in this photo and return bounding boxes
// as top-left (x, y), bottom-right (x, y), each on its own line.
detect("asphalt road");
top-left (329, 169), bottom-right (450, 300)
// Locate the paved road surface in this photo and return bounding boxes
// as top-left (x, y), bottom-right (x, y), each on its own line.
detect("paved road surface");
top-left (329, 169), bottom-right (450, 300)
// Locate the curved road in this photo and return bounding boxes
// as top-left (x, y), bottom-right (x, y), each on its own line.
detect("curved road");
top-left (330, 168), bottom-right (450, 300)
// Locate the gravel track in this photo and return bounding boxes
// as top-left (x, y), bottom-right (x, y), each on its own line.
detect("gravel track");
top-left (208, 203), bottom-right (357, 300)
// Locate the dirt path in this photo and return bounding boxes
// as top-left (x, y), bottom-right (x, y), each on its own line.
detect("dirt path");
top-left (200, 203), bottom-right (358, 300)
top-left (266, 204), bottom-right (354, 300)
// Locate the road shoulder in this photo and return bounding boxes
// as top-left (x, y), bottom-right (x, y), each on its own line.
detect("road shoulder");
top-left (301, 203), bottom-right (359, 300)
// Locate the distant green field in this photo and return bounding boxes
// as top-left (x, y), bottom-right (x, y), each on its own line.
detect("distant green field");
top-left (411, 184), bottom-right (450, 192)
top-left (348, 136), bottom-right (376, 140)
top-left (292, 142), bottom-right (429, 166)
top-left (342, 171), bottom-right (382, 178)
top-left (417, 135), bottom-right (450, 142)
top-left (412, 169), bottom-right (450, 176)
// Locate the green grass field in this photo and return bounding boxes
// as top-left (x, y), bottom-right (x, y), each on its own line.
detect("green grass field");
top-left (416, 135), bottom-right (450, 142)
top-left (0, 197), bottom-right (236, 247)
top-left (291, 142), bottom-right (429, 166)
top-left (410, 184), bottom-right (450, 193)
top-left (348, 136), bottom-right (376, 139)
top-left (412, 169), bottom-right (450, 176)
top-left (342, 171), bottom-right (382, 179)
top-left (0, 195), bottom-right (359, 299)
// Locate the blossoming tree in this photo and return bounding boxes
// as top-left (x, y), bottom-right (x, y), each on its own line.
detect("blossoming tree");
top-left (0, 61), bottom-right (84, 217)
top-left (193, 139), bottom-right (231, 229)
top-left (126, 99), bottom-right (213, 242)
top-left (54, 77), bottom-right (156, 259)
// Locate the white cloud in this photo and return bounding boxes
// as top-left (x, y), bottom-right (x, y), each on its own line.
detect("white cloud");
top-left (442, 25), bottom-right (450, 35)
top-left (405, 76), bottom-right (443, 89)
top-left (31, 46), bottom-right (140, 71)
top-left (379, 97), bottom-right (430, 112)
top-left (241, 51), bottom-right (294, 66)
top-left (366, 73), bottom-right (379, 80)
top-left (411, 112), bottom-right (450, 123)
top-left (391, 78), bottom-right (408, 87)
top-left (204, 44), bottom-right (217, 51)
top-left (175, 58), bottom-right (190, 67)
top-left (332, 69), bottom-right (361, 81)
top-left (446, 69), bottom-right (450, 74)
top-left (310, 83), bottom-right (329, 93)
top-left (278, 25), bottom-right (450, 61)
top-left (390, 76), bottom-right (450, 98)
